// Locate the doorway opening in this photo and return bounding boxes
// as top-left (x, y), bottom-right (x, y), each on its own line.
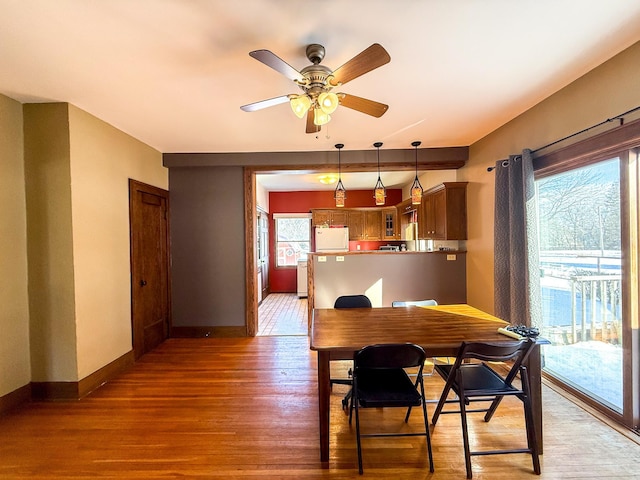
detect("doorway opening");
top-left (257, 293), bottom-right (308, 336)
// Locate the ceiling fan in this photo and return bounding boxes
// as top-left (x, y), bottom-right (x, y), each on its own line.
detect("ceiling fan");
top-left (240, 43), bottom-right (390, 133)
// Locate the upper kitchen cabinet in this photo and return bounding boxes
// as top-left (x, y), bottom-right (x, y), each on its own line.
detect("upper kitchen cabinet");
top-left (311, 209), bottom-right (348, 227)
top-left (382, 207), bottom-right (399, 240)
top-left (347, 208), bottom-right (383, 240)
top-left (364, 209), bottom-right (383, 241)
top-left (347, 210), bottom-right (364, 240)
top-left (419, 182), bottom-right (468, 240)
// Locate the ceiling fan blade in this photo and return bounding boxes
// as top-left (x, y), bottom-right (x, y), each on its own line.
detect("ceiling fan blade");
top-left (306, 109), bottom-right (321, 134)
top-left (330, 43), bottom-right (390, 86)
top-left (249, 49), bottom-right (305, 83)
top-left (240, 95), bottom-right (291, 112)
top-left (338, 93), bottom-right (389, 118)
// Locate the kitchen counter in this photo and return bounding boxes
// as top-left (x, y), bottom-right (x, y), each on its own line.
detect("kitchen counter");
top-left (308, 250), bottom-right (467, 313)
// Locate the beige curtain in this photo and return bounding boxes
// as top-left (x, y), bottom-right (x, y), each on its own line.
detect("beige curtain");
top-left (493, 149), bottom-right (542, 327)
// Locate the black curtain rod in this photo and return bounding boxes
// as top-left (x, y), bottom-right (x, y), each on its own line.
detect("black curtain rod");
top-left (487, 105), bottom-right (640, 172)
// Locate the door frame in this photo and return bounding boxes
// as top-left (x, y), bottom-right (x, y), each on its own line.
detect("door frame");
top-left (129, 179), bottom-right (172, 358)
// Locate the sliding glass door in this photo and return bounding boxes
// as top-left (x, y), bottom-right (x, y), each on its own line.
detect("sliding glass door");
top-left (536, 158), bottom-right (624, 412)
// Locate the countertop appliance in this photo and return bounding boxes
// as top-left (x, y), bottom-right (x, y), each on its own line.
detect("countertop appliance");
top-left (315, 227), bottom-right (349, 252)
top-left (379, 245), bottom-right (400, 251)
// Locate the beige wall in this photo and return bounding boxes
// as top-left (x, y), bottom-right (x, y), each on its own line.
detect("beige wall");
top-left (68, 105), bottom-right (167, 379)
top-left (0, 94), bottom-right (31, 397)
top-left (21, 102), bottom-right (166, 385)
top-left (402, 170), bottom-right (458, 199)
top-left (24, 103), bottom-right (78, 382)
top-left (461, 41), bottom-right (640, 315)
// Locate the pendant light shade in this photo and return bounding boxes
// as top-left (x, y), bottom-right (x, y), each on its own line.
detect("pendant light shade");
top-left (318, 92), bottom-right (339, 114)
top-left (313, 107), bottom-right (331, 126)
top-left (334, 143), bottom-right (346, 207)
top-left (290, 94), bottom-right (311, 118)
top-left (373, 142), bottom-right (386, 206)
top-left (411, 140), bottom-right (423, 205)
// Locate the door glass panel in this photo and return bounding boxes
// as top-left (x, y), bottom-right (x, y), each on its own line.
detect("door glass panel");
top-left (537, 158), bottom-right (622, 412)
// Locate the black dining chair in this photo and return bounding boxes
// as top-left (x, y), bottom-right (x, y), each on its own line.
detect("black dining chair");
top-left (351, 343), bottom-right (435, 474)
top-left (431, 338), bottom-right (540, 479)
top-left (331, 295), bottom-right (372, 410)
top-left (334, 294), bottom-right (372, 309)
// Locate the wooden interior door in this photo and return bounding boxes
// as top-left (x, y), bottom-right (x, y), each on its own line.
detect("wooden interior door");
top-left (129, 179), bottom-right (171, 360)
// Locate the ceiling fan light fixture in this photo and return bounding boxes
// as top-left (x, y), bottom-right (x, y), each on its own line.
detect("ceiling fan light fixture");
top-left (411, 140), bottom-right (423, 205)
top-left (313, 108), bottom-right (331, 126)
top-left (318, 174), bottom-right (338, 185)
top-left (318, 91), bottom-right (339, 114)
top-left (290, 94), bottom-right (311, 118)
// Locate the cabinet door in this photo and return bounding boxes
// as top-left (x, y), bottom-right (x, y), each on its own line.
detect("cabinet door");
top-left (364, 209), bottom-right (382, 240)
top-left (331, 209), bottom-right (349, 227)
top-left (312, 209), bottom-right (331, 227)
top-left (348, 210), bottom-right (365, 240)
top-left (431, 189), bottom-right (447, 239)
top-left (443, 185), bottom-right (468, 239)
top-left (418, 193), bottom-right (431, 239)
top-left (382, 207), bottom-right (398, 240)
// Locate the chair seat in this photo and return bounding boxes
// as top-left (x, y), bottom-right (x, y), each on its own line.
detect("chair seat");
top-left (356, 368), bottom-right (421, 408)
top-left (434, 363), bottom-right (519, 396)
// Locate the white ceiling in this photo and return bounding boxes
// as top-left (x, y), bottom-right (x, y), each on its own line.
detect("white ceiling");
top-left (2, 1), bottom-right (640, 190)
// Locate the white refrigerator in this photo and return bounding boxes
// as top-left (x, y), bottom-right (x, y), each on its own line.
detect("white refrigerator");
top-left (315, 227), bottom-right (349, 252)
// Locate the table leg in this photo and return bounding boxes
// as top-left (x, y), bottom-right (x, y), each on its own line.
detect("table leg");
top-left (317, 351), bottom-right (330, 462)
top-left (526, 344), bottom-right (544, 454)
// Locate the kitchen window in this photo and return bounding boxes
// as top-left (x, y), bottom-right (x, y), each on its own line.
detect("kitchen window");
top-left (274, 214), bottom-right (311, 267)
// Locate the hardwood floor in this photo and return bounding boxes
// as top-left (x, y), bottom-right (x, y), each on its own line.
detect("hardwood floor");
top-left (1, 336), bottom-right (640, 479)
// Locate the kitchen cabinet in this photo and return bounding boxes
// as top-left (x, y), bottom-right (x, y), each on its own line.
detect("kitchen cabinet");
top-left (382, 207), bottom-right (398, 240)
top-left (419, 182), bottom-right (468, 240)
top-left (347, 210), bottom-right (364, 240)
top-left (364, 209), bottom-right (382, 240)
top-left (347, 209), bottom-right (383, 240)
top-left (311, 209), bottom-right (348, 227)
top-left (313, 207), bottom-right (394, 240)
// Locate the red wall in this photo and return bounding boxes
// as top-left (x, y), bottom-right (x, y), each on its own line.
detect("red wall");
top-left (268, 189), bottom-right (403, 293)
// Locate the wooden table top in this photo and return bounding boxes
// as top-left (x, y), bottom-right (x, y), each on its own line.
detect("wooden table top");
top-left (310, 304), bottom-right (510, 354)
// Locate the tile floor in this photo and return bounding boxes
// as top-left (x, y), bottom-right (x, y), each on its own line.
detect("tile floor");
top-left (257, 293), bottom-right (308, 336)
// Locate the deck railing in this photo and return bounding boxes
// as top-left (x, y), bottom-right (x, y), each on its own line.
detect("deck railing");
top-left (541, 273), bottom-right (622, 346)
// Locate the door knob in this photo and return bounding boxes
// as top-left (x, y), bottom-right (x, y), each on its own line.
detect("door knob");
top-left (140, 280), bottom-right (147, 286)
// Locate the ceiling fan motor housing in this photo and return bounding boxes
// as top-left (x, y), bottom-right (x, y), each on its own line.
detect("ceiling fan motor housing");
top-left (305, 44), bottom-right (325, 64)
top-left (299, 64), bottom-right (334, 97)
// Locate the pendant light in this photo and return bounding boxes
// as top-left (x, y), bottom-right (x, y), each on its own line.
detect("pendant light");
top-left (410, 140), bottom-right (423, 205)
top-left (373, 142), bottom-right (386, 206)
top-left (334, 143), bottom-right (346, 207)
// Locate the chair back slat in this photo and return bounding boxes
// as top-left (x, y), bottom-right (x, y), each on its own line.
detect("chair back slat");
top-left (453, 339), bottom-right (536, 386)
top-left (334, 295), bottom-right (372, 309)
top-left (355, 343), bottom-right (426, 370)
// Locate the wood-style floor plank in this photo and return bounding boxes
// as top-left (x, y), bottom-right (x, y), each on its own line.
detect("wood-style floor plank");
top-left (1, 336), bottom-right (639, 479)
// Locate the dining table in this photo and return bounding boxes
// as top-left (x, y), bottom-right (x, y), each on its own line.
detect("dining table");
top-left (309, 304), bottom-right (544, 462)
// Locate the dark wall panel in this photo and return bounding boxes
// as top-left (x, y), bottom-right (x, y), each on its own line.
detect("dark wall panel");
top-left (169, 166), bottom-right (245, 327)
